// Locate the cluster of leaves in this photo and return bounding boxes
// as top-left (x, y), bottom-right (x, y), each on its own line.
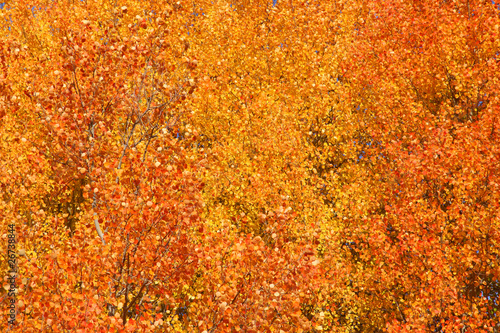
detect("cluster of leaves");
top-left (1, 0), bottom-right (499, 332)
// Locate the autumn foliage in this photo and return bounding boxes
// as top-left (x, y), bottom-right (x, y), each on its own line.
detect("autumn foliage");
top-left (1, 0), bottom-right (500, 332)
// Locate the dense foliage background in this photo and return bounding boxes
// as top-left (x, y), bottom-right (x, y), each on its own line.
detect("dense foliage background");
top-left (1, 0), bottom-right (499, 331)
